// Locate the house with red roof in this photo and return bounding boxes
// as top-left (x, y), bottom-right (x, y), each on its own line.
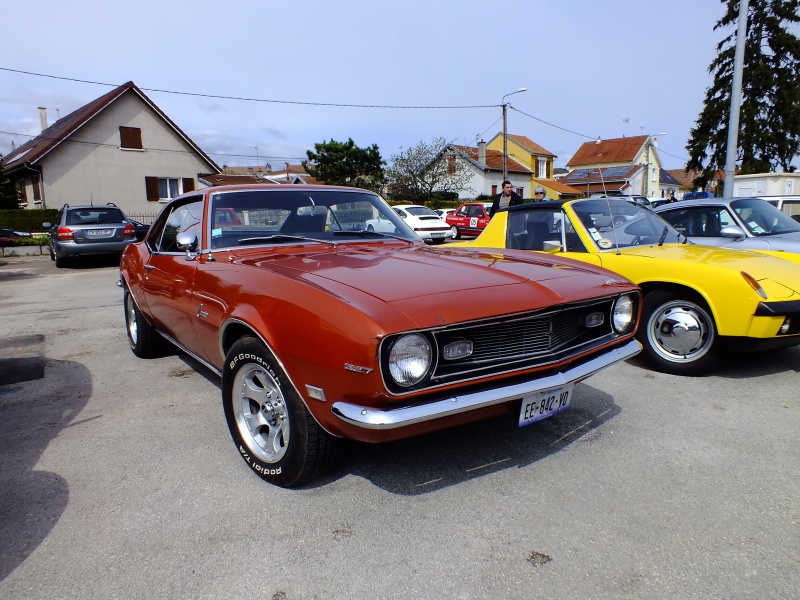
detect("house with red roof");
top-left (484, 133), bottom-right (582, 199)
top-left (562, 135), bottom-right (663, 198)
top-left (2, 81), bottom-right (220, 215)
top-left (449, 142), bottom-right (532, 198)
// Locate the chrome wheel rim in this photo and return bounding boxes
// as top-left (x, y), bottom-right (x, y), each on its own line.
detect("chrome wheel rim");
top-left (233, 363), bottom-right (289, 463)
top-left (646, 300), bottom-right (714, 363)
top-left (125, 294), bottom-right (138, 345)
top-left (450, 226), bottom-right (458, 238)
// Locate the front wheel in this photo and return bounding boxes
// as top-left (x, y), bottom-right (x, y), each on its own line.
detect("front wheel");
top-left (222, 336), bottom-right (338, 487)
top-left (124, 288), bottom-right (168, 358)
top-left (636, 290), bottom-right (724, 375)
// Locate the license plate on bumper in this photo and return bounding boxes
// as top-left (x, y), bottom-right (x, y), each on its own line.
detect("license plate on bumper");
top-left (518, 383), bottom-right (573, 427)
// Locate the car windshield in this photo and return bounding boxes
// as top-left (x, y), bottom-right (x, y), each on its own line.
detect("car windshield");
top-left (568, 198), bottom-right (683, 249)
top-left (208, 189), bottom-right (419, 250)
top-left (730, 198), bottom-right (800, 236)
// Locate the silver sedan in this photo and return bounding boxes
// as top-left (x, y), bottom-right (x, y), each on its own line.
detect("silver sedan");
top-left (655, 196), bottom-right (800, 253)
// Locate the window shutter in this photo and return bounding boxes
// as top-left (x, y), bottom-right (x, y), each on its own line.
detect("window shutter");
top-left (546, 160), bottom-right (551, 179)
top-left (120, 127), bottom-right (143, 149)
top-left (145, 177), bottom-right (160, 201)
top-left (182, 178), bottom-right (195, 192)
top-left (32, 175), bottom-right (41, 201)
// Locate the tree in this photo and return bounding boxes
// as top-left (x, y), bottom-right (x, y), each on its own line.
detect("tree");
top-left (686, 0), bottom-right (800, 187)
top-left (0, 158), bottom-right (22, 210)
top-left (302, 138), bottom-right (385, 193)
top-left (386, 137), bottom-right (474, 205)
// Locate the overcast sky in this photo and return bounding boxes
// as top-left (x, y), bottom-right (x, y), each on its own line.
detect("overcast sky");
top-left (0, 0), bottom-right (761, 171)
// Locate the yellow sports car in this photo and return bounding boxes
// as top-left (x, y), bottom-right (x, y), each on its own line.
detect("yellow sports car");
top-left (456, 197), bottom-right (800, 375)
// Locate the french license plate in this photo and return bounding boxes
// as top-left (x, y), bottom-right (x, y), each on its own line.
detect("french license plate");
top-left (431, 232), bottom-right (446, 238)
top-left (518, 383), bottom-right (573, 427)
top-left (87, 229), bottom-right (112, 236)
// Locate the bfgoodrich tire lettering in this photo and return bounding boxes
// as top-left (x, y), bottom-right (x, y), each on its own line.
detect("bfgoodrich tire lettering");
top-left (222, 336), bottom-right (338, 487)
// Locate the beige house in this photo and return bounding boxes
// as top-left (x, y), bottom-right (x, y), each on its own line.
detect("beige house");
top-left (3, 81), bottom-right (220, 215)
top-left (484, 133), bottom-right (583, 199)
top-left (563, 135), bottom-right (663, 198)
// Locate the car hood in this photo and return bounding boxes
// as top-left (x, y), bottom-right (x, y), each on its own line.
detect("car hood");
top-left (614, 243), bottom-right (800, 289)
top-left (236, 244), bottom-right (634, 324)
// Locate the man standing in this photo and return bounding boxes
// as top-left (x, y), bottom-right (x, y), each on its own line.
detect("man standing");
top-left (490, 180), bottom-right (522, 217)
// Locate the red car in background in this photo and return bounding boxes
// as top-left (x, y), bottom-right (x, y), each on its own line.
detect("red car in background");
top-left (446, 202), bottom-right (492, 238)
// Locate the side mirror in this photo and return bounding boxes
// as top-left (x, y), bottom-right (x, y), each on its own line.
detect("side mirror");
top-left (42, 222), bottom-right (52, 228)
top-left (720, 225), bottom-right (746, 239)
top-left (176, 231), bottom-right (199, 261)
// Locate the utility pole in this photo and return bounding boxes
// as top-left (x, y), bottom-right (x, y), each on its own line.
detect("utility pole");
top-left (501, 88), bottom-right (526, 182)
top-left (723, 0), bottom-right (749, 198)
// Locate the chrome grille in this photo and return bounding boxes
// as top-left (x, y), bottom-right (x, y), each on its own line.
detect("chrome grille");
top-left (430, 298), bottom-right (616, 383)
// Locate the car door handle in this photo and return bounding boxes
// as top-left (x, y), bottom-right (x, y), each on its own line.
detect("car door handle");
top-left (144, 264), bottom-right (155, 271)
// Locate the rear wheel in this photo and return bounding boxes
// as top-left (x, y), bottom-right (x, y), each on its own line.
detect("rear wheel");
top-left (222, 336), bottom-right (338, 487)
top-left (637, 289), bottom-right (724, 375)
top-left (450, 226), bottom-right (460, 239)
top-left (54, 246), bottom-right (67, 268)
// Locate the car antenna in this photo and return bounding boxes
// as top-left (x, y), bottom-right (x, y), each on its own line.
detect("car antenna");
top-left (597, 166), bottom-right (621, 254)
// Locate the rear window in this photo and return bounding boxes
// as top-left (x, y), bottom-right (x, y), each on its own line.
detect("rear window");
top-left (67, 208), bottom-right (125, 225)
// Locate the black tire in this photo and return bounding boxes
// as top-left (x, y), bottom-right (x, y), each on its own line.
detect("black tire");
top-left (636, 289), bottom-right (725, 375)
top-left (48, 243), bottom-right (55, 262)
top-left (431, 237), bottom-right (446, 245)
top-left (54, 247), bottom-right (67, 268)
top-left (124, 288), bottom-right (167, 358)
top-left (222, 336), bottom-right (338, 487)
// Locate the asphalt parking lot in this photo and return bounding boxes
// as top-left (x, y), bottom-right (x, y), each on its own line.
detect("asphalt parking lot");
top-left (1, 254), bottom-right (798, 600)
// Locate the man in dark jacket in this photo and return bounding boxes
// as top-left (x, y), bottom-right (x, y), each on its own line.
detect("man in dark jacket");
top-left (490, 181), bottom-right (523, 217)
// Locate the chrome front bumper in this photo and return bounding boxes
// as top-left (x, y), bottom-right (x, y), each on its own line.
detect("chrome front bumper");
top-left (331, 339), bottom-right (641, 430)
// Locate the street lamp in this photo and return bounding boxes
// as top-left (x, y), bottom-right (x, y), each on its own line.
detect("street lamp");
top-left (502, 87), bottom-right (526, 182)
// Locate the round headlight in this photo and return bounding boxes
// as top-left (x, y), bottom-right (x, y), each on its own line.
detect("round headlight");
top-left (612, 294), bottom-right (635, 333)
top-left (388, 334), bottom-right (432, 388)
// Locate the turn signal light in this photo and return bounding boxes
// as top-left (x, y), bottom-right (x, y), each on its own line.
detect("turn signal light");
top-left (123, 224), bottom-right (135, 237)
top-left (740, 271), bottom-right (767, 299)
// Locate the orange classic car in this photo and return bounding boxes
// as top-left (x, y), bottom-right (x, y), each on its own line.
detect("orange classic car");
top-left (119, 185), bottom-right (641, 487)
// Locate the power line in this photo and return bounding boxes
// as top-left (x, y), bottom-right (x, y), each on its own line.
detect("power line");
top-left (0, 130), bottom-right (306, 161)
top-left (0, 67), bottom-right (498, 110)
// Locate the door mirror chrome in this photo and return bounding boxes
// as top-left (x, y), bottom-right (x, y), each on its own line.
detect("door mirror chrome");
top-left (176, 231), bottom-right (199, 260)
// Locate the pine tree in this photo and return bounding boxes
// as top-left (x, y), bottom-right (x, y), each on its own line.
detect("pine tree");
top-left (686, 0), bottom-right (800, 187)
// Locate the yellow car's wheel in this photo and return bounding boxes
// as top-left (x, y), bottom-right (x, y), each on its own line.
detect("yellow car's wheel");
top-left (637, 290), bottom-right (725, 376)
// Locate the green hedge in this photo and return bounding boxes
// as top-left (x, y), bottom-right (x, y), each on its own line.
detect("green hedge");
top-left (0, 234), bottom-right (49, 248)
top-left (0, 209), bottom-right (58, 233)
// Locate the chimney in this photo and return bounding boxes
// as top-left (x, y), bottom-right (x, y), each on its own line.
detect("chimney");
top-left (38, 107), bottom-right (48, 131)
top-left (478, 140), bottom-right (486, 165)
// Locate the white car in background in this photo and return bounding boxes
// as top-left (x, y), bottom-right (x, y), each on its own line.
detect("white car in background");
top-left (366, 204), bottom-right (451, 244)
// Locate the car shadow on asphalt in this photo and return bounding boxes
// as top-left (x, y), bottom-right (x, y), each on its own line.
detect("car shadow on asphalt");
top-left (0, 350), bottom-right (90, 583)
top-left (624, 346), bottom-right (800, 378)
top-left (323, 383), bottom-right (619, 495)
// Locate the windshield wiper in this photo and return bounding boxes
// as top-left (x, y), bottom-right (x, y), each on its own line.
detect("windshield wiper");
top-left (238, 235), bottom-right (334, 246)
top-left (332, 230), bottom-right (415, 243)
top-left (657, 226), bottom-right (669, 246)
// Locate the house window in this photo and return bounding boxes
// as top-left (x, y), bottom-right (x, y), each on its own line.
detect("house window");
top-left (145, 176), bottom-right (195, 202)
top-left (120, 126), bottom-right (143, 150)
top-left (538, 158), bottom-right (546, 179)
top-left (491, 184), bottom-right (498, 196)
